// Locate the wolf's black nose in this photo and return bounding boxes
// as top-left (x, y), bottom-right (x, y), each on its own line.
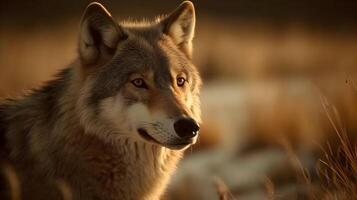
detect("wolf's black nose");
top-left (174, 118), bottom-right (200, 139)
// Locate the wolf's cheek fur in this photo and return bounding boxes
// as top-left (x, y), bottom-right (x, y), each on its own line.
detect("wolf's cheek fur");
top-left (126, 103), bottom-right (183, 145)
top-left (99, 96), bottom-right (183, 145)
top-left (99, 95), bottom-right (134, 135)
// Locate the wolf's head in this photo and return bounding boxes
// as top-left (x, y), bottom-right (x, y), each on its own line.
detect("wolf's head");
top-left (75, 1), bottom-right (201, 150)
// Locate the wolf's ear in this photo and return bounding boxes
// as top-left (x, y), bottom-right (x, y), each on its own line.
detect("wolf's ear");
top-left (79, 2), bottom-right (125, 65)
top-left (162, 1), bottom-right (196, 58)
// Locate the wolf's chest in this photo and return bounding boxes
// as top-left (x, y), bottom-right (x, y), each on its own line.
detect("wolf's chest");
top-left (78, 141), bottom-right (182, 200)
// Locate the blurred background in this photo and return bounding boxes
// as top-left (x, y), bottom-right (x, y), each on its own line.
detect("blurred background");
top-left (1, 0), bottom-right (357, 199)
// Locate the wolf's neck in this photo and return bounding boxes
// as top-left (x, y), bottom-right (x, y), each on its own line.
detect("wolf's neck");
top-left (61, 131), bottom-right (183, 199)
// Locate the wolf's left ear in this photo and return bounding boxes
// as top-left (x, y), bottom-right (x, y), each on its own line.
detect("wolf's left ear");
top-left (79, 2), bottom-right (125, 65)
top-left (162, 1), bottom-right (196, 58)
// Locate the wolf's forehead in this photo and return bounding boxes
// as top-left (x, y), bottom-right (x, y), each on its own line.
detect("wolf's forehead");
top-left (114, 38), bottom-right (171, 76)
top-left (115, 29), bottom-right (190, 82)
top-left (125, 24), bottom-right (163, 43)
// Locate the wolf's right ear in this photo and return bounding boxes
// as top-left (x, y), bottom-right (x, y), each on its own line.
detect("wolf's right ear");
top-left (79, 2), bottom-right (125, 65)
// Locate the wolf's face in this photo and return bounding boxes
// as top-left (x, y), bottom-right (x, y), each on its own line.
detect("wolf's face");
top-left (76, 2), bottom-right (201, 150)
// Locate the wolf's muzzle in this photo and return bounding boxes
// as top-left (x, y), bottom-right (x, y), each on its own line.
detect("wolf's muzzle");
top-left (173, 117), bottom-right (200, 140)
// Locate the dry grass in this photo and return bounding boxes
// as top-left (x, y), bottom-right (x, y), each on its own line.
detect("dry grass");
top-left (205, 78), bottom-right (357, 200)
top-left (212, 90), bottom-right (357, 200)
top-left (315, 95), bottom-right (357, 200)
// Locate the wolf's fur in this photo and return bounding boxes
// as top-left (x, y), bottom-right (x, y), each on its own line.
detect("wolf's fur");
top-left (0, 2), bottom-right (201, 200)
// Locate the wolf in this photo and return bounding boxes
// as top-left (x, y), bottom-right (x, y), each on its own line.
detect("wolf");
top-left (0, 1), bottom-right (201, 199)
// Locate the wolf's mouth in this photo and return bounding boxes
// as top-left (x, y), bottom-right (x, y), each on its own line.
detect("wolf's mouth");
top-left (138, 128), bottom-right (161, 144)
top-left (137, 128), bottom-right (195, 149)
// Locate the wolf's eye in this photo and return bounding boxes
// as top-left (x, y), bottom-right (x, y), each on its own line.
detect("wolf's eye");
top-left (131, 78), bottom-right (148, 89)
top-left (177, 77), bottom-right (186, 87)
